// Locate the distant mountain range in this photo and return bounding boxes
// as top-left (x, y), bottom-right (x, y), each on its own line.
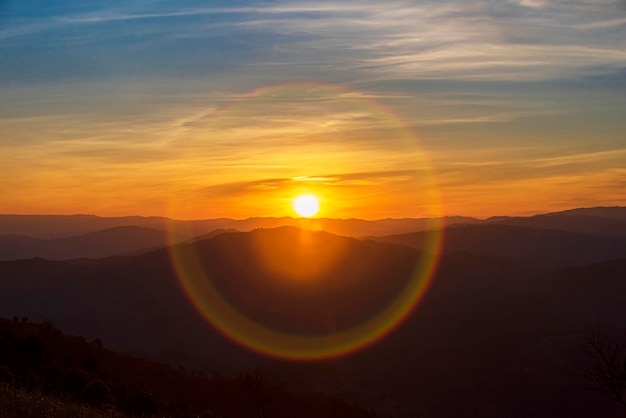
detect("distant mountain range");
top-left (485, 209), bottom-right (626, 238)
top-left (374, 223), bottom-right (626, 267)
top-left (0, 226), bottom-right (191, 261)
top-left (1, 206), bottom-right (626, 261)
top-left (0, 222), bottom-right (625, 416)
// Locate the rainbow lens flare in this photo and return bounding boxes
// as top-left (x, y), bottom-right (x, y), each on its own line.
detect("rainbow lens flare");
top-left (166, 82), bottom-right (443, 360)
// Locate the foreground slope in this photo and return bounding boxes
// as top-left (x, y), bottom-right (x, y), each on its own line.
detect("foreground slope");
top-left (0, 317), bottom-right (376, 418)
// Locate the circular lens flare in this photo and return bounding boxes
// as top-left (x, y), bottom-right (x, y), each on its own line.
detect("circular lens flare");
top-left (293, 195), bottom-right (319, 217)
top-left (166, 82), bottom-right (443, 361)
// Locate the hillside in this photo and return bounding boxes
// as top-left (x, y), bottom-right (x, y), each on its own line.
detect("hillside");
top-left (0, 317), bottom-right (376, 418)
top-left (0, 226), bottom-right (624, 416)
top-left (0, 228), bottom-right (424, 359)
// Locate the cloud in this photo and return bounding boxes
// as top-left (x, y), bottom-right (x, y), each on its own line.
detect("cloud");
top-left (576, 18), bottom-right (626, 29)
top-left (433, 145), bottom-right (626, 188)
top-left (3, 0), bottom-right (625, 83)
top-left (516, 0), bottom-right (548, 8)
top-left (200, 170), bottom-right (419, 197)
top-left (217, 0), bottom-right (626, 82)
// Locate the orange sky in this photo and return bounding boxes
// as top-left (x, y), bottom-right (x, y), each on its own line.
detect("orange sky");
top-left (2, 79), bottom-right (625, 219)
top-left (1, 2), bottom-right (626, 219)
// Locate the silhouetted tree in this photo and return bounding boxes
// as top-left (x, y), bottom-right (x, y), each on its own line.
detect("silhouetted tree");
top-left (581, 330), bottom-right (626, 406)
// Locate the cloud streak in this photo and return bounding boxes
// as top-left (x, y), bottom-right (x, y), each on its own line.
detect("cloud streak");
top-left (200, 170), bottom-right (420, 197)
top-left (3, 0), bottom-right (625, 82)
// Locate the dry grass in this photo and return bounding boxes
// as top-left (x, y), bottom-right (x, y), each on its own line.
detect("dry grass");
top-left (0, 384), bottom-right (129, 418)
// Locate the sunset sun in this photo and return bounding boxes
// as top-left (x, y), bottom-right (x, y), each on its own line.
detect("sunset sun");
top-left (293, 194), bottom-right (320, 217)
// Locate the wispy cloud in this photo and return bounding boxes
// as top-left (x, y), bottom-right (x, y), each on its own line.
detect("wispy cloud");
top-left (200, 169), bottom-right (420, 197)
top-left (515, 0), bottom-right (548, 8)
top-left (576, 17), bottom-right (626, 29)
top-left (3, 0), bottom-right (625, 82)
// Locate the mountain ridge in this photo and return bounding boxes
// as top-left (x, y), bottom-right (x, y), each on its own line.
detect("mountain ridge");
top-left (374, 222), bottom-right (626, 266)
top-left (0, 225), bottom-right (189, 261)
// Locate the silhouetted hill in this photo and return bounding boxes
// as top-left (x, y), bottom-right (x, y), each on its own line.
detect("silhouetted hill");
top-left (0, 213), bottom-right (478, 239)
top-left (267, 255), bottom-right (626, 417)
top-left (245, 216), bottom-right (478, 237)
top-left (374, 223), bottom-right (626, 266)
top-left (0, 228), bottom-right (423, 356)
top-left (0, 226), bottom-right (188, 261)
top-left (0, 214), bottom-right (175, 239)
top-left (0, 226), bottom-right (624, 416)
top-left (191, 228), bottom-right (240, 241)
top-left (545, 205), bottom-right (626, 221)
top-left (542, 258), bottom-right (626, 333)
top-left (3, 207), bottom-right (625, 242)
top-left (489, 207), bottom-right (626, 238)
top-left (0, 317), bottom-right (376, 418)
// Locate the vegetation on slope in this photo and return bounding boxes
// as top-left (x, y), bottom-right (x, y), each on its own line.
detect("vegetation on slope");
top-left (0, 317), bottom-right (376, 418)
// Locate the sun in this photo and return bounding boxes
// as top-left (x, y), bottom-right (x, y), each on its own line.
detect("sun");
top-left (292, 194), bottom-right (320, 217)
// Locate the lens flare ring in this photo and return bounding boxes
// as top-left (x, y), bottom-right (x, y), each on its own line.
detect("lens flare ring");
top-left (167, 82), bottom-right (443, 360)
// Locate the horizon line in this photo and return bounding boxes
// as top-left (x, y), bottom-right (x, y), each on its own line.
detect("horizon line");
top-left (1, 204), bottom-right (625, 223)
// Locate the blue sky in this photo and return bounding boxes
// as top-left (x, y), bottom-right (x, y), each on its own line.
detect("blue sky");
top-left (1, 0), bottom-right (625, 218)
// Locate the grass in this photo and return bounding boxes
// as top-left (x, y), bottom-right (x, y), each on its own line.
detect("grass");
top-left (0, 384), bottom-right (129, 418)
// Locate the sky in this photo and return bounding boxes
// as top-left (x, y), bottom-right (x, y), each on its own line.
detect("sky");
top-left (1, 0), bottom-right (625, 219)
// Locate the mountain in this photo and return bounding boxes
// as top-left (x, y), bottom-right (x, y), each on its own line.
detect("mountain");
top-left (0, 227), bottom-right (422, 356)
top-left (546, 205), bottom-right (626, 221)
top-left (0, 226), bottom-right (624, 416)
top-left (190, 228), bottom-right (240, 242)
top-left (0, 226), bottom-right (189, 261)
top-left (489, 206), bottom-right (626, 238)
top-left (0, 213), bottom-right (479, 240)
top-left (242, 216), bottom-right (479, 237)
top-left (344, 256), bottom-right (626, 417)
top-left (0, 214), bottom-right (175, 239)
top-left (2, 207), bottom-right (626, 243)
top-left (374, 223), bottom-right (626, 266)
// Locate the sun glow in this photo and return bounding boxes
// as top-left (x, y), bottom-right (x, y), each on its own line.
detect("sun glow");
top-left (293, 195), bottom-right (320, 217)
